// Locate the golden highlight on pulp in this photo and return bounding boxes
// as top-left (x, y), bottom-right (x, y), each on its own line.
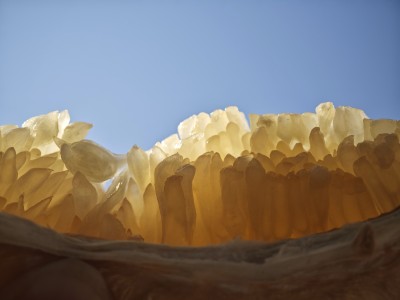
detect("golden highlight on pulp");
top-left (0, 102), bottom-right (399, 246)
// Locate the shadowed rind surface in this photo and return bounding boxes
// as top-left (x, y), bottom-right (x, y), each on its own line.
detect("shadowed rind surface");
top-left (0, 258), bottom-right (112, 300)
top-left (0, 208), bottom-right (399, 299)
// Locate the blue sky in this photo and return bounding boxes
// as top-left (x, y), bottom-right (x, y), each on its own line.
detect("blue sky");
top-left (0, 1), bottom-right (399, 154)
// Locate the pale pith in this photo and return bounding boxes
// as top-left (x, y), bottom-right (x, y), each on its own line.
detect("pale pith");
top-left (0, 102), bottom-right (399, 246)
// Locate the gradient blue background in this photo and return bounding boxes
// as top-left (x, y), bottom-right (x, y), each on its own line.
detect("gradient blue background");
top-left (1, 0), bottom-right (399, 154)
